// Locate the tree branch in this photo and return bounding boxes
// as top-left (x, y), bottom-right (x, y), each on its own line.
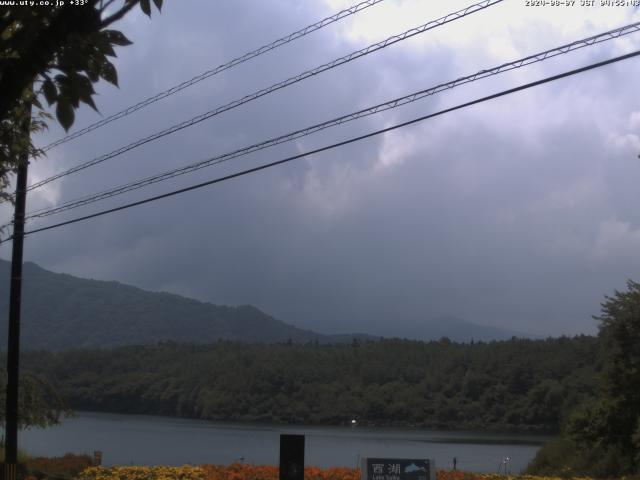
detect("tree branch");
top-left (99, 0), bottom-right (119, 13)
top-left (100, 1), bottom-right (139, 28)
top-left (0, 8), bottom-right (99, 121)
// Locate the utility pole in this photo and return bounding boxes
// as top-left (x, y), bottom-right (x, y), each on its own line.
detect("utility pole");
top-left (3, 99), bottom-right (31, 480)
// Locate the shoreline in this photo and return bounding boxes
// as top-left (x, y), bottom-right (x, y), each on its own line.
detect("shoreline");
top-left (61, 409), bottom-right (556, 441)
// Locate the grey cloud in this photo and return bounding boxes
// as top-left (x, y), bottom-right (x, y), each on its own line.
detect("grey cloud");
top-left (3, 0), bottom-right (640, 340)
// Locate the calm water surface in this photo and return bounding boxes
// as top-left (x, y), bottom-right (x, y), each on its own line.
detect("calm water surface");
top-left (19, 412), bottom-right (547, 473)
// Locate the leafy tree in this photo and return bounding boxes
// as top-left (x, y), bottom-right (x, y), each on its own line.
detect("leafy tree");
top-left (597, 280), bottom-right (640, 428)
top-left (0, 369), bottom-right (69, 428)
top-left (529, 280), bottom-right (640, 477)
top-left (568, 280), bottom-right (640, 474)
top-left (0, 0), bottom-right (162, 427)
top-left (0, 0), bottom-right (162, 203)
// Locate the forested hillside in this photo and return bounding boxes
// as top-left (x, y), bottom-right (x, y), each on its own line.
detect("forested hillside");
top-left (0, 260), bottom-right (326, 348)
top-left (0, 259), bottom-right (524, 348)
top-left (22, 336), bottom-right (600, 432)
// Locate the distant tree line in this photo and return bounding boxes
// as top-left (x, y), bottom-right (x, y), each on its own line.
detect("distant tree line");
top-left (19, 335), bottom-right (600, 433)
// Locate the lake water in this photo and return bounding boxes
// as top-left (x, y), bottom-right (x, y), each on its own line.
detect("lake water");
top-left (18, 412), bottom-right (547, 474)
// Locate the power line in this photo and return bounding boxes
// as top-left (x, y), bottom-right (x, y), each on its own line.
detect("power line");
top-left (30, 0), bottom-right (501, 190)
top-left (3, 48), bottom-right (637, 245)
top-left (21, 21), bottom-right (640, 221)
top-left (40, 0), bottom-right (387, 152)
top-left (26, 0), bottom-right (503, 192)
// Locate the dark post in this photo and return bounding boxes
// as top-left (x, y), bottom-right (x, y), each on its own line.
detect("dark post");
top-left (279, 434), bottom-right (305, 480)
top-left (3, 101), bottom-right (31, 478)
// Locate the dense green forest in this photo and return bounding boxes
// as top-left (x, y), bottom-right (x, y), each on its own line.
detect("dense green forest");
top-left (20, 336), bottom-right (599, 432)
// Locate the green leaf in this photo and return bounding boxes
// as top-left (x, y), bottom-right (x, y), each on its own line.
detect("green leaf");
top-left (1, 27), bottom-right (13, 41)
top-left (87, 58), bottom-right (101, 82)
top-left (55, 75), bottom-right (79, 108)
top-left (31, 96), bottom-right (43, 111)
top-left (76, 74), bottom-right (98, 112)
top-left (101, 61), bottom-right (118, 87)
top-left (152, 0), bottom-right (162, 10)
top-left (77, 74), bottom-right (96, 96)
top-left (80, 94), bottom-right (98, 112)
top-left (42, 78), bottom-right (57, 106)
top-left (140, 0), bottom-right (151, 16)
top-left (89, 32), bottom-right (116, 57)
top-left (104, 30), bottom-right (132, 47)
top-left (56, 99), bottom-right (75, 132)
top-left (58, 46), bottom-right (89, 70)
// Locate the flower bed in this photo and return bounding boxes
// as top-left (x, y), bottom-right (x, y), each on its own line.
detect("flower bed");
top-left (29, 453), bottom-right (94, 479)
top-left (76, 465), bottom-right (597, 480)
top-left (436, 472), bottom-right (594, 480)
top-left (78, 466), bottom-right (207, 480)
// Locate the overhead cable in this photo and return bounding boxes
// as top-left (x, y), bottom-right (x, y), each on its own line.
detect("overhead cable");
top-left (26, 0), bottom-right (503, 192)
top-left (22, 21), bottom-right (640, 221)
top-left (40, 0), bottom-right (388, 152)
top-left (3, 48), bottom-right (638, 244)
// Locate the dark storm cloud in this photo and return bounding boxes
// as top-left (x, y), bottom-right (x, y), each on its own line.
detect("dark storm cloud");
top-left (2, 0), bottom-right (640, 338)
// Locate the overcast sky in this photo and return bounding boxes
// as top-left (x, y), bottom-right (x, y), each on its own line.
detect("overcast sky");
top-left (2, 0), bottom-right (640, 337)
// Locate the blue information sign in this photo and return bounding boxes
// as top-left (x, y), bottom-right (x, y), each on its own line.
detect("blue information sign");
top-left (361, 458), bottom-right (434, 480)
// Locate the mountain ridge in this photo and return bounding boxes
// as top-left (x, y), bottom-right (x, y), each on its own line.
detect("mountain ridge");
top-left (0, 259), bottom-right (531, 349)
